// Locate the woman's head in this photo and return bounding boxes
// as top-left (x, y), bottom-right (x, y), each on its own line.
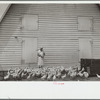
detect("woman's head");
top-left (40, 47), bottom-right (43, 51)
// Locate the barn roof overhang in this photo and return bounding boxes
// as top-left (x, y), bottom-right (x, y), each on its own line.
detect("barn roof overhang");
top-left (0, 4), bottom-right (11, 23)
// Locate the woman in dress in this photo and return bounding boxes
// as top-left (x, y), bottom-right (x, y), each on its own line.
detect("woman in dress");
top-left (37, 47), bottom-right (45, 68)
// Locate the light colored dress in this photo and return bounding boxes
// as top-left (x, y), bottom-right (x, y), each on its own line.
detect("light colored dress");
top-left (37, 50), bottom-right (45, 67)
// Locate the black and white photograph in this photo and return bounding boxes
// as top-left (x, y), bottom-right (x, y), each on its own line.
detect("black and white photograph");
top-left (0, 3), bottom-right (100, 81)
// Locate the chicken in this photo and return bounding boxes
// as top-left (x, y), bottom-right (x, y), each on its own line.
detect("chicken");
top-left (4, 74), bottom-right (10, 80)
top-left (12, 73), bottom-right (18, 79)
top-left (83, 72), bottom-right (89, 78)
top-left (27, 73), bottom-right (33, 79)
top-left (81, 67), bottom-right (85, 72)
top-left (53, 75), bottom-right (56, 81)
top-left (47, 74), bottom-right (53, 80)
top-left (60, 66), bottom-right (65, 73)
top-left (56, 72), bottom-right (61, 78)
top-left (61, 74), bottom-right (66, 79)
top-left (41, 74), bottom-right (47, 80)
top-left (36, 71), bottom-right (41, 77)
top-left (96, 74), bottom-right (100, 78)
top-left (21, 72), bottom-right (27, 79)
top-left (77, 66), bottom-right (81, 71)
top-left (41, 71), bottom-right (46, 77)
top-left (78, 72), bottom-right (83, 77)
top-left (70, 71), bottom-right (77, 78)
top-left (31, 73), bottom-right (36, 79)
top-left (4, 70), bottom-right (12, 80)
top-left (65, 68), bottom-right (69, 73)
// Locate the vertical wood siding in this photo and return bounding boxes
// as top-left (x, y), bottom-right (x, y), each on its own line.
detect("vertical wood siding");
top-left (0, 4), bottom-right (100, 69)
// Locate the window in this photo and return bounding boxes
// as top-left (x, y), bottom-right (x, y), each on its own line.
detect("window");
top-left (78, 17), bottom-right (93, 31)
top-left (22, 15), bottom-right (38, 30)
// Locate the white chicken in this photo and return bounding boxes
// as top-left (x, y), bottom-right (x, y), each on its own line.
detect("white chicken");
top-left (41, 74), bottom-right (47, 80)
top-left (61, 74), bottom-right (67, 79)
top-left (78, 72), bottom-right (83, 77)
top-left (70, 71), bottom-right (77, 78)
top-left (36, 71), bottom-right (41, 77)
top-left (60, 66), bottom-right (65, 72)
top-left (4, 70), bottom-right (12, 80)
top-left (53, 75), bottom-right (56, 81)
top-left (31, 73), bottom-right (36, 78)
top-left (83, 72), bottom-right (89, 78)
top-left (56, 72), bottom-right (61, 78)
top-left (12, 73), bottom-right (18, 79)
top-left (27, 73), bottom-right (33, 79)
top-left (4, 73), bottom-right (10, 80)
top-left (47, 74), bottom-right (53, 80)
top-left (65, 68), bottom-right (69, 73)
top-left (96, 74), bottom-right (100, 78)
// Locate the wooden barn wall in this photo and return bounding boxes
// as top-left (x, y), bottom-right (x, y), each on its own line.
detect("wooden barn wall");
top-left (0, 4), bottom-right (100, 69)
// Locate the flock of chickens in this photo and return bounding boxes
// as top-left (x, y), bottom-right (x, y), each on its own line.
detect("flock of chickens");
top-left (4, 66), bottom-right (89, 81)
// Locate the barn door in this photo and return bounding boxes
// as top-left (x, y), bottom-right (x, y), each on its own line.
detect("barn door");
top-left (79, 38), bottom-right (92, 60)
top-left (22, 38), bottom-right (37, 64)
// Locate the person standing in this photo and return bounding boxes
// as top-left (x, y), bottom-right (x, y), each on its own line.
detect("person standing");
top-left (37, 47), bottom-right (45, 68)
